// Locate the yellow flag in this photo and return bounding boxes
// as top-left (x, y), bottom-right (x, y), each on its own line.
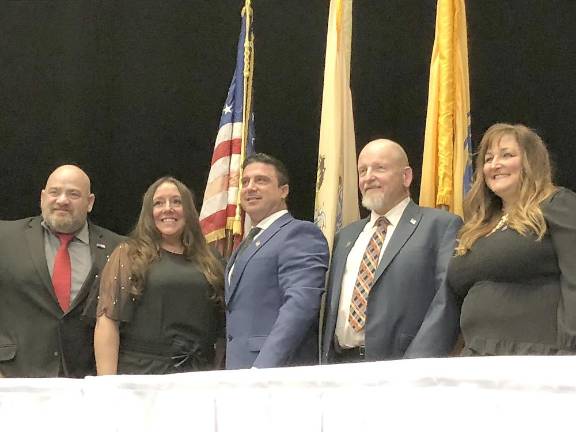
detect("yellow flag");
top-left (314, 0), bottom-right (360, 251)
top-left (419, 0), bottom-right (472, 217)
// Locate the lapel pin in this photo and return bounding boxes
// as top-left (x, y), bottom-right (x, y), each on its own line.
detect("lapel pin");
top-left (96, 243), bottom-right (106, 249)
top-left (346, 241), bottom-right (352, 248)
top-left (410, 218), bottom-right (417, 225)
top-left (255, 241), bottom-right (261, 247)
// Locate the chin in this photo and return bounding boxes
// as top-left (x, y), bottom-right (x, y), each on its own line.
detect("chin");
top-left (362, 194), bottom-right (386, 212)
top-left (45, 215), bottom-right (80, 233)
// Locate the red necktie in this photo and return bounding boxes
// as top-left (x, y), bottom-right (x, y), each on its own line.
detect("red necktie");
top-left (52, 233), bottom-right (74, 312)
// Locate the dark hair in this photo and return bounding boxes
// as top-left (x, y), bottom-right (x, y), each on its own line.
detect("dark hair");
top-left (126, 176), bottom-right (224, 303)
top-left (242, 153), bottom-right (290, 186)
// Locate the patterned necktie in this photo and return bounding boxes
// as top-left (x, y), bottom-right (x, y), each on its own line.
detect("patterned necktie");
top-left (52, 233), bottom-right (75, 312)
top-left (349, 216), bottom-right (390, 332)
top-left (235, 227), bottom-right (262, 261)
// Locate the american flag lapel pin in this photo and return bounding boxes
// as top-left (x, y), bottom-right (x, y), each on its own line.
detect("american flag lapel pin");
top-left (96, 243), bottom-right (106, 249)
top-left (410, 218), bottom-right (417, 225)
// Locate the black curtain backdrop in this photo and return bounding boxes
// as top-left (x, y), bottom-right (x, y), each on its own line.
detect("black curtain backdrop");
top-left (1, 1), bottom-right (575, 235)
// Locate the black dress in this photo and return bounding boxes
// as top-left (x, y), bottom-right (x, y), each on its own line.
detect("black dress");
top-left (97, 244), bottom-right (224, 374)
top-left (447, 187), bottom-right (576, 355)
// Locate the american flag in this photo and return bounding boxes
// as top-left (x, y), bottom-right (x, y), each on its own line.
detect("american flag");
top-left (199, 2), bottom-right (255, 258)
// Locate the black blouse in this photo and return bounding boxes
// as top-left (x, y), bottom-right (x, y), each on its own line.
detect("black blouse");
top-left (97, 244), bottom-right (224, 374)
top-left (447, 188), bottom-right (576, 355)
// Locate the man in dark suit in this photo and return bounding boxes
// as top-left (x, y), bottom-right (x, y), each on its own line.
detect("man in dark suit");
top-left (322, 139), bottom-right (462, 364)
top-left (0, 165), bottom-right (122, 377)
top-left (225, 153), bottom-right (329, 369)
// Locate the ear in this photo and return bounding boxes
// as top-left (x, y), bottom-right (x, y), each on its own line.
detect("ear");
top-left (280, 184), bottom-right (289, 200)
top-left (87, 193), bottom-right (95, 213)
top-left (402, 166), bottom-right (413, 188)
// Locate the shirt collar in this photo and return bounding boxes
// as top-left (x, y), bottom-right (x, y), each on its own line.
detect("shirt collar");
top-left (254, 209), bottom-right (289, 231)
top-left (369, 196), bottom-right (410, 229)
top-left (41, 219), bottom-right (90, 244)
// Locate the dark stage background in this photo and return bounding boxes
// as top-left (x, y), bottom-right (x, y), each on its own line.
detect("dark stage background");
top-left (1, 1), bottom-right (575, 235)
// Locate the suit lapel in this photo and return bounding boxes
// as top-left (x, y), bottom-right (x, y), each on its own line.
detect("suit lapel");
top-left (226, 213), bottom-right (292, 304)
top-left (24, 217), bottom-right (55, 301)
top-left (373, 201), bottom-right (421, 283)
top-left (69, 223), bottom-right (110, 310)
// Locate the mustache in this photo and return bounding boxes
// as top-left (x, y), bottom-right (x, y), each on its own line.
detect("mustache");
top-left (49, 206), bottom-right (71, 212)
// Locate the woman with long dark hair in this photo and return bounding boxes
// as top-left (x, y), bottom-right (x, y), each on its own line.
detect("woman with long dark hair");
top-left (94, 177), bottom-right (224, 374)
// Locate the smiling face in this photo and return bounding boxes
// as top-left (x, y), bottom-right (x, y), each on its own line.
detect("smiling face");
top-left (152, 182), bottom-right (185, 243)
top-left (482, 134), bottom-right (523, 208)
top-left (40, 165), bottom-right (95, 233)
top-left (240, 162), bottom-right (288, 224)
top-left (357, 140), bottom-right (412, 215)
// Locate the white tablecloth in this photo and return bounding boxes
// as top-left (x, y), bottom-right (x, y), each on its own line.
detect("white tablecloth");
top-left (1, 356), bottom-right (575, 431)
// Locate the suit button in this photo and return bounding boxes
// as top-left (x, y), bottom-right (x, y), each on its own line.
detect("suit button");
top-left (53, 351), bottom-right (59, 357)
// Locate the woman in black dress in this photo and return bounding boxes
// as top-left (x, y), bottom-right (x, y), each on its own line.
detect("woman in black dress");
top-left (94, 177), bottom-right (225, 374)
top-left (448, 123), bottom-right (576, 355)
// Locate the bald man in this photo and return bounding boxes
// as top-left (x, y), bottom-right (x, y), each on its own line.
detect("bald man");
top-left (0, 165), bottom-right (122, 377)
top-left (321, 139), bottom-right (462, 364)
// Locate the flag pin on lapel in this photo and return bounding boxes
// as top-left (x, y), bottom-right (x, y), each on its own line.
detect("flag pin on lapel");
top-left (255, 241), bottom-right (261, 247)
top-left (346, 241), bottom-right (352, 248)
top-left (410, 218), bottom-right (417, 225)
top-left (96, 243), bottom-right (106, 249)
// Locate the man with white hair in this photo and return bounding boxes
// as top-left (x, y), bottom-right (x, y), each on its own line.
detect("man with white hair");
top-left (0, 165), bottom-right (122, 377)
top-left (322, 139), bottom-right (462, 363)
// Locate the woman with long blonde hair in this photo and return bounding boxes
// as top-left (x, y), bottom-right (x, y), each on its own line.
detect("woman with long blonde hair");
top-left (94, 177), bottom-right (224, 374)
top-left (448, 123), bottom-right (576, 355)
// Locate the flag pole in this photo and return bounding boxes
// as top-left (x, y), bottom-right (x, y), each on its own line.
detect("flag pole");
top-left (234, 0), bottom-right (254, 237)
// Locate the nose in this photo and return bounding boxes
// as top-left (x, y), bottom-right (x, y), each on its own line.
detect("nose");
top-left (163, 201), bottom-right (173, 211)
top-left (243, 178), bottom-right (256, 191)
top-left (362, 167), bottom-right (376, 181)
top-left (488, 156), bottom-right (503, 169)
top-left (55, 193), bottom-right (69, 204)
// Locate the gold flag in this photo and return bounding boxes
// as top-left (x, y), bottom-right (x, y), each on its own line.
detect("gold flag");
top-left (419, 0), bottom-right (473, 217)
top-left (314, 0), bottom-right (360, 251)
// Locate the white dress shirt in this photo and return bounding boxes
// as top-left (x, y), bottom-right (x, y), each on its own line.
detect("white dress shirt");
top-left (335, 197), bottom-right (410, 348)
top-left (228, 209), bottom-right (288, 283)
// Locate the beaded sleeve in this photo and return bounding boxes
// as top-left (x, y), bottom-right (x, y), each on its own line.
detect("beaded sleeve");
top-left (96, 243), bottom-right (138, 322)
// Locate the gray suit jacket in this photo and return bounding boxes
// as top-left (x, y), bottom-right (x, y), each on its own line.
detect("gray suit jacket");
top-left (0, 216), bottom-right (123, 377)
top-left (322, 201), bottom-right (462, 363)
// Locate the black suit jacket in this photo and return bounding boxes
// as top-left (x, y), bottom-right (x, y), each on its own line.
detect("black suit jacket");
top-left (322, 201), bottom-right (462, 363)
top-left (0, 217), bottom-right (123, 377)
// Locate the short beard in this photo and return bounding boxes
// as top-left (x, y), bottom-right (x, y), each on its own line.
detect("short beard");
top-left (42, 209), bottom-right (83, 234)
top-left (361, 193), bottom-right (387, 213)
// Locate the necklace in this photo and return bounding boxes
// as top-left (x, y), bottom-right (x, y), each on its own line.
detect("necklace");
top-left (161, 245), bottom-right (184, 254)
top-left (488, 213), bottom-right (508, 236)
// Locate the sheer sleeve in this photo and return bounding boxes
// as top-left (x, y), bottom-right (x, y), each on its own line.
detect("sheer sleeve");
top-left (96, 243), bottom-right (138, 322)
top-left (543, 187), bottom-right (576, 349)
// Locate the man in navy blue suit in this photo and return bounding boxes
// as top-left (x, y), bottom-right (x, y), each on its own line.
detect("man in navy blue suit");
top-left (225, 153), bottom-right (329, 369)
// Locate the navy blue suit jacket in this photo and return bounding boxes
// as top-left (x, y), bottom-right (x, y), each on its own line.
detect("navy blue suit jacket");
top-left (225, 213), bottom-right (329, 369)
